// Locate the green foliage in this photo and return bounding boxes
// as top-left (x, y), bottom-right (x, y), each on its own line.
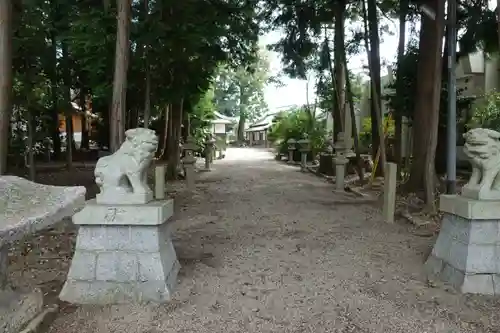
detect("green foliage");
top-left (385, 43), bottom-right (473, 125)
top-left (268, 108), bottom-right (326, 157)
top-left (468, 91), bottom-right (500, 131)
top-left (190, 87), bottom-right (216, 149)
top-left (316, 71), bottom-right (364, 114)
top-left (359, 116), bottom-right (394, 148)
top-left (212, 51), bottom-right (271, 124)
top-left (7, 0), bottom-right (263, 164)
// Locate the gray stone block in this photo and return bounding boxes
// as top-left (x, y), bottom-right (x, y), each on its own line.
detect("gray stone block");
top-left (129, 225), bottom-right (165, 252)
top-left (441, 262), bottom-right (465, 290)
top-left (95, 252), bottom-right (138, 282)
top-left (425, 204), bottom-right (500, 295)
top-left (462, 274), bottom-right (495, 295)
top-left (138, 253), bottom-right (167, 282)
top-left (431, 228), bottom-right (451, 260)
top-left (59, 280), bottom-right (91, 303)
top-left (75, 226), bottom-right (107, 251)
top-left (62, 199), bottom-right (180, 304)
top-left (492, 275), bottom-right (500, 294)
top-left (73, 200), bottom-right (174, 226)
top-left (469, 220), bottom-right (499, 244)
top-left (66, 251), bottom-right (97, 281)
top-left (466, 244), bottom-right (496, 273)
top-left (424, 255), bottom-right (443, 276)
top-left (448, 239), bottom-right (468, 272)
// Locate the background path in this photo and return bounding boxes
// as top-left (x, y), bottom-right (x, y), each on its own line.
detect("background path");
top-left (48, 148), bottom-right (500, 333)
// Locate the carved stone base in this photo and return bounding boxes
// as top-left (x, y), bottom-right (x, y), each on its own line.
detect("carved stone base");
top-left (60, 200), bottom-right (179, 304)
top-left (425, 195), bottom-right (500, 295)
top-left (461, 186), bottom-right (500, 201)
top-left (96, 190), bottom-right (153, 205)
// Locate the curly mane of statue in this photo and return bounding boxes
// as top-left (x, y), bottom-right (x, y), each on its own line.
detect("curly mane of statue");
top-left (95, 128), bottom-right (159, 205)
top-left (462, 128), bottom-right (500, 200)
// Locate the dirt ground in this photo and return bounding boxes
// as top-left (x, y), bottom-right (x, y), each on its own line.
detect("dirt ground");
top-left (8, 148), bottom-right (500, 332)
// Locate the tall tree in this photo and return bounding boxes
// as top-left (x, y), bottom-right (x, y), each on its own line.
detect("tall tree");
top-left (363, 0), bottom-right (385, 174)
top-left (110, 0), bottom-right (132, 152)
top-left (0, 0), bottom-right (12, 175)
top-left (406, 0), bottom-right (446, 208)
top-left (394, 0), bottom-right (409, 175)
top-left (213, 52), bottom-right (271, 141)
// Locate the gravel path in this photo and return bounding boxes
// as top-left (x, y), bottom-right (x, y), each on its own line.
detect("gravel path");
top-left (48, 148), bottom-right (500, 333)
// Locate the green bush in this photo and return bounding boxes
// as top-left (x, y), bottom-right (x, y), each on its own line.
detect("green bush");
top-left (359, 116), bottom-right (395, 149)
top-left (467, 90), bottom-right (500, 131)
top-left (267, 108), bottom-right (326, 159)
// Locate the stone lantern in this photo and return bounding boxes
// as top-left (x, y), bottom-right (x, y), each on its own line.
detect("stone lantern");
top-left (204, 134), bottom-right (216, 170)
top-left (297, 138), bottom-right (311, 172)
top-left (333, 132), bottom-right (349, 191)
top-left (287, 138), bottom-right (297, 164)
top-left (182, 136), bottom-right (198, 190)
top-left (325, 134), bottom-right (334, 155)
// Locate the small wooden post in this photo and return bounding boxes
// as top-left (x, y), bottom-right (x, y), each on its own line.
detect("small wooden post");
top-left (154, 165), bottom-right (166, 199)
top-left (383, 162), bottom-right (397, 223)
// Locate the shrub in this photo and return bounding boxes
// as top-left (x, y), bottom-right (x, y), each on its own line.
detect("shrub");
top-left (267, 108), bottom-right (327, 159)
top-left (467, 90), bottom-right (500, 131)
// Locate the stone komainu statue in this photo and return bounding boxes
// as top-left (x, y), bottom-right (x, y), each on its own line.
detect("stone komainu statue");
top-left (95, 128), bottom-right (159, 205)
top-left (462, 128), bottom-right (500, 200)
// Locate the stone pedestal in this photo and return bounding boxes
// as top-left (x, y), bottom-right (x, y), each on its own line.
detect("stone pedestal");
top-left (297, 139), bottom-right (310, 172)
top-left (59, 199), bottom-right (180, 304)
top-left (287, 138), bottom-right (296, 164)
top-left (183, 156), bottom-right (196, 190)
top-left (334, 133), bottom-right (348, 191)
top-left (182, 137), bottom-right (198, 190)
top-left (425, 195), bottom-right (500, 295)
top-left (154, 165), bottom-right (166, 199)
top-left (205, 137), bottom-right (215, 170)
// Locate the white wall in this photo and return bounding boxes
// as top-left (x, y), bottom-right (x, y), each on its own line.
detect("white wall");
top-left (214, 123), bottom-right (226, 134)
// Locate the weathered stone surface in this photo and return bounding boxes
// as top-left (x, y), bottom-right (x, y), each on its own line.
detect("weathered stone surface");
top-left (94, 128), bottom-right (158, 205)
top-left (425, 197), bottom-right (500, 295)
top-left (60, 201), bottom-right (180, 304)
top-left (440, 194), bottom-right (500, 220)
top-left (0, 176), bottom-right (86, 245)
top-left (73, 199), bottom-right (173, 226)
top-left (462, 128), bottom-right (500, 200)
top-left (0, 288), bottom-right (44, 333)
top-left (60, 260), bottom-right (180, 304)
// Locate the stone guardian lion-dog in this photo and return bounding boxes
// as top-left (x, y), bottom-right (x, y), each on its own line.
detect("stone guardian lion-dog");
top-left (94, 128), bottom-right (159, 205)
top-left (462, 128), bottom-right (500, 200)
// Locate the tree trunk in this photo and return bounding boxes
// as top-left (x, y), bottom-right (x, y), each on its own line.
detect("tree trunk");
top-left (143, 0), bottom-right (151, 128)
top-left (183, 113), bottom-right (190, 141)
top-left (394, 0), bottom-right (408, 177)
top-left (406, 0), bottom-right (445, 208)
top-left (345, 60), bottom-right (364, 182)
top-left (0, 0), bottom-right (12, 175)
top-left (26, 109), bottom-right (35, 181)
top-left (333, 1), bottom-right (346, 138)
top-left (79, 85), bottom-right (90, 150)
top-left (166, 99), bottom-right (183, 180)
top-left (110, 0), bottom-right (132, 152)
top-left (497, 0), bottom-right (500, 52)
top-left (238, 88), bottom-right (247, 142)
top-left (435, 26), bottom-right (449, 176)
top-left (365, 0), bottom-right (385, 175)
top-left (144, 66), bottom-right (151, 127)
top-left (158, 104), bottom-right (170, 159)
top-left (61, 42), bottom-right (74, 169)
top-left (49, 15), bottom-right (61, 161)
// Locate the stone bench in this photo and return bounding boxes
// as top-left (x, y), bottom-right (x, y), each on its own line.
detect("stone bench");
top-left (0, 175), bottom-right (85, 333)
